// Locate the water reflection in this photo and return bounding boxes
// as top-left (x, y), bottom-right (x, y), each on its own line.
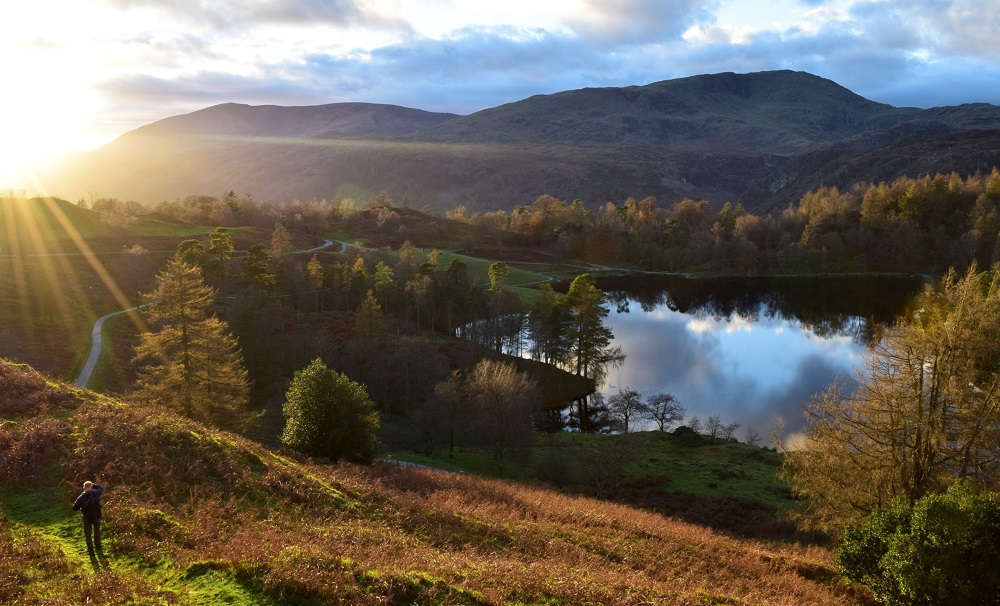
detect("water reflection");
top-left (597, 276), bottom-right (922, 439)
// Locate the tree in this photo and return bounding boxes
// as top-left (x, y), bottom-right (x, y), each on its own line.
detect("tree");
top-left (270, 222), bottom-right (293, 258)
top-left (563, 273), bottom-right (625, 432)
top-left (706, 415), bottom-right (722, 439)
top-left (306, 255), bottom-right (324, 312)
top-left (488, 261), bottom-right (510, 293)
top-left (280, 358), bottom-right (380, 462)
top-left (564, 274), bottom-right (625, 380)
top-left (607, 388), bottom-right (645, 433)
top-left (373, 261), bottom-right (395, 312)
top-left (837, 482), bottom-right (1000, 606)
top-left (133, 256), bottom-right (251, 428)
top-left (784, 266), bottom-right (1000, 529)
top-left (720, 422), bottom-right (741, 441)
top-left (176, 239), bottom-right (205, 266)
top-left (644, 392), bottom-right (685, 432)
top-left (241, 243), bottom-right (275, 294)
top-left (467, 359), bottom-right (540, 461)
top-left (123, 244), bottom-right (149, 304)
top-left (208, 227), bottom-right (234, 305)
top-left (528, 283), bottom-right (569, 366)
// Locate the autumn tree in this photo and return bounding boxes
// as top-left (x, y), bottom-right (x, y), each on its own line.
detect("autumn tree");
top-left (133, 256), bottom-right (251, 429)
top-left (280, 357), bottom-right (380, 462)
top-left (468, 359), bottom-right (540, 461)
top-left (784, 266), bottom-right (1000, 530)
top-left (306, 254), bottom-right (324, 312)
top-left (270, 222), bottom-right (293, 258)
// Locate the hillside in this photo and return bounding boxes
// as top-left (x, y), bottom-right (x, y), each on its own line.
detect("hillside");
top-left (38, 69), bottom-right (1000, 212)
top-left (413, 70), bottom-right (917, 152)
top-left (0, 359), bottom-right (868, 605)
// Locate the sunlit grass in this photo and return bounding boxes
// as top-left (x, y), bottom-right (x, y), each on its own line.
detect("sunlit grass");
top-left (0, 360), bottom-right (862, 605)
top-left (0, 197), bottom-right (150, 376)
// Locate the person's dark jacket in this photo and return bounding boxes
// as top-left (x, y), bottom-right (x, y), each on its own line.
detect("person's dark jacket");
top-left (72, 485), bottom-right (103, 522)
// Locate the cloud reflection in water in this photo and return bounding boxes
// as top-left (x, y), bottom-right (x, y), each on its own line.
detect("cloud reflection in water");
top-left (603, 303), bottom-right (864, 438)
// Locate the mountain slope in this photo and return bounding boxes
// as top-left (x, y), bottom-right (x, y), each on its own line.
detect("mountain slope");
top-left (0, 359), bottom-right (865, 605)
top-left (412, 70), bottom-right (918, 153)
top-left (124, 101), bottom-right (458, 141)
top-left (39, 70), bottom-right (1000, 211)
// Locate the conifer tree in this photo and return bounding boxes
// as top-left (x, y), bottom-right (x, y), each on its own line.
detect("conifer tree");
top-left (133, 256), bottom-right (251, 428)
top-left (784, 265), bottom-right (1000, 530)
top-left (563, 273), bottom-right (625, 432)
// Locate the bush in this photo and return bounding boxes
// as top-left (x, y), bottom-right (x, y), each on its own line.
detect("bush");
top-left (280, 358), bottom-right (380, 463)
top-left (837, 482), bottom-right (1000, 605)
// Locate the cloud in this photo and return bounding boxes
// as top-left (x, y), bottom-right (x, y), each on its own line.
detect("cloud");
top-left (99, 0), bottom-right (407, 31)
top-left (565, 0), bottom-right (717, 45)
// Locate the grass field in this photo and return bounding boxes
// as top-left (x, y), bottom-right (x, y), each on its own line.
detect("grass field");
top-left (389, 430), bottom-right (790, 506)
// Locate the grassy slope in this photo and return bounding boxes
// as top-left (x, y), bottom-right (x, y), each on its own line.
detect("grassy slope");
top-left (0, 199), bottom-right (266, 379)
top-left (0, 360), bottom-right (869, 605)
top-left (391, 431), bottom-right (791, 507)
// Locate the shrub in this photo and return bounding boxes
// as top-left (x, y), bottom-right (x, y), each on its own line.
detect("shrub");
top-left (0, 360), bottom-right (82, 415)
top-left (0, 418), bottom-right (71, 485)
top-left (280, 358), bottom-right (380, 463)
top-left (837, 482), bottom-right (1000, 605)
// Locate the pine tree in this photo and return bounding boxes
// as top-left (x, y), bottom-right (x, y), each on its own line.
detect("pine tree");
top-left (133, 256), bottom-right (252, 429)
top-left (563, 273), bottom-right (625, 432)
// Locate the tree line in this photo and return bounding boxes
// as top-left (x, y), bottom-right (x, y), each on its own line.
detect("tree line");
top-left (85, 166), bottom-right (1000, 278)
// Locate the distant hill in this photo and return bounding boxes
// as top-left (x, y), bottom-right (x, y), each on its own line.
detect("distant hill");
top-left (0, 197), bottom-right (106, 250)
top-left (40, 70), bottom-right (1000, 211)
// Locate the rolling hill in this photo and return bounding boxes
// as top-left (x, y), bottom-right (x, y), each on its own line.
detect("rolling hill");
top-left (0, 359), bottom-right (867, 605)
top-left (39, 70), bottom-right (1000, 212)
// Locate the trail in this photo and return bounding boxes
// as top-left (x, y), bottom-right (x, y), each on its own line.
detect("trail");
top-left (75, 306), bottom-right (144, 387)
top-left (74, 240), bottom-right (335, 389)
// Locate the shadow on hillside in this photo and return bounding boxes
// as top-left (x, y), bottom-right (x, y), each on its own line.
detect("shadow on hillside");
top-left (612, 488), bottom-right (820, 544)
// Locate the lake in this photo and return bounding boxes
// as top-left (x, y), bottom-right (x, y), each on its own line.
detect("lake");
top-left (593, 275), bottom-right (924, 441)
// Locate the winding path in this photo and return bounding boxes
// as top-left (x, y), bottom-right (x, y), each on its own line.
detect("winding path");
top-left (75, 306), bottom-right (144, 387)
top-left (74, 240), bottom-right (335, 389)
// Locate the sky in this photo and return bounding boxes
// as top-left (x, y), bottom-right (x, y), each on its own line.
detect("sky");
top-left (3, 0), bottom-right (1000, 186)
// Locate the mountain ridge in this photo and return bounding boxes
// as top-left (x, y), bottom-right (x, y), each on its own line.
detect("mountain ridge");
top-left (40, 70), bottom-right (1000, 211)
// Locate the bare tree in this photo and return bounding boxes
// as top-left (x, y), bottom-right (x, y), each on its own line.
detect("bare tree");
top-left (688, 415), bottom-right (702, 434)
top-left (720, 422), bottom-right (741, 441)
top-left (743, 426), bottom-right (761, 447)
top-left (644, 392), bottom-right (685, 431)
top-left (706, 415), bottom-right (722, 439)
top-left (607, 388), bottom-right (645, 433)
top-left (468, 360), bottom-right (540, 461)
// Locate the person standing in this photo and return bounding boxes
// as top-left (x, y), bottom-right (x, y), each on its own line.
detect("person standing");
top-left (72, 480), bottom-right (103, 555)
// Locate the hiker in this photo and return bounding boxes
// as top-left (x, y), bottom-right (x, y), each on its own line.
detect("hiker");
top-left (72, 480), bottom-right (103, 555)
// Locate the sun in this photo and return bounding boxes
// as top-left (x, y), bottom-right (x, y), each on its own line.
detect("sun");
top-left (0, 3), bottom-right (109, 193)
top-left (0, 87), bottom-right (106, 192)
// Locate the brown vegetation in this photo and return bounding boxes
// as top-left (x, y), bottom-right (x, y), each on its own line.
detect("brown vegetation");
top-left (0, 358), bottom-right (871, 605)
